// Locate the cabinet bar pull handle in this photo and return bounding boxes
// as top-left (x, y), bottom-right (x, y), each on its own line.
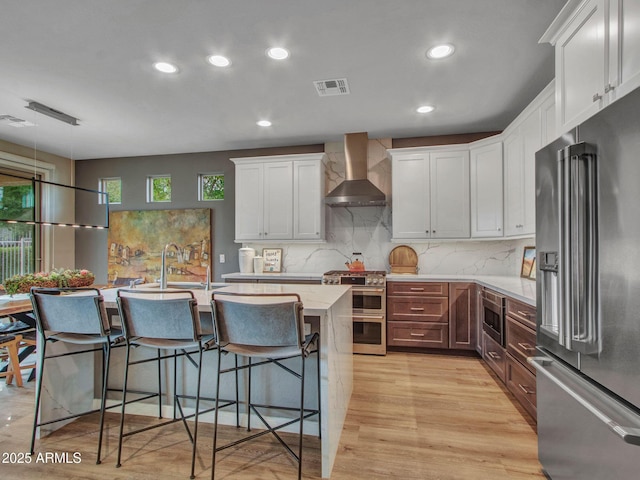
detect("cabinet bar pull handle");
top-left (516, 310), bottom-right (533, 318)
top-left (410, 332), bottom-right (425, 337)
top-left (487, 351), bottom-right (500, 360)
top-left (410, 287), bottom-right (424, 291)
top-left (518, 383), bottom-right (534, 395)
top-left (517, 342), bottom-right (535, 352)
top-left (410, 307), bottom-right (425, 311)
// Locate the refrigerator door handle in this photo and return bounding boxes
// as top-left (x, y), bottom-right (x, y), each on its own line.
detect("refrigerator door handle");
top-left (558, 143), bottom-right (600, 354)
top-left (530, 357), bottom-right (640, 446)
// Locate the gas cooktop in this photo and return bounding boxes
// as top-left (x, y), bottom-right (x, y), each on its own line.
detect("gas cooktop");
top-left (322, 270), bottom-right (386, 276)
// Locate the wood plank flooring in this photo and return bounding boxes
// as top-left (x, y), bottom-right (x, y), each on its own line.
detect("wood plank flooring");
top-left (0, 351), bottom-right (544, 479)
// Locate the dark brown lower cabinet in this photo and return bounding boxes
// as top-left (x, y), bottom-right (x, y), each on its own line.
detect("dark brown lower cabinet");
top-left (387, 321), bottom-right (449, 348)
top-left (506, 353), bottom-right (537, 419)
top-left (482, 331), bottom-right (506, 383)
top-left (449, 282), bottom-right (477, 350)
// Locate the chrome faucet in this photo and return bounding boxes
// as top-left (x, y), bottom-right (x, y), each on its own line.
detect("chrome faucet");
top-left (160, 243), bottom-right (182, 289)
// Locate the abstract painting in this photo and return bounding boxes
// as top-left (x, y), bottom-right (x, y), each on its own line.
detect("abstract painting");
top-left (108, 208), bottom-right (211, 284)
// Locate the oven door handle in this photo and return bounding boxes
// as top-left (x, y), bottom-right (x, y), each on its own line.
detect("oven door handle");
top-left (351, 287), bottom-right (386, 294)
top-left (353, 314), bottom-right (385, 322)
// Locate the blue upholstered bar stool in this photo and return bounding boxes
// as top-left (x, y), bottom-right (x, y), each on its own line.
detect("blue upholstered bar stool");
top-left (116, 289), bottom-right (230, 479)
top-left (29, 287), bottom-right (126, 464)
top-left (210, 292), bottom-right (320, 480)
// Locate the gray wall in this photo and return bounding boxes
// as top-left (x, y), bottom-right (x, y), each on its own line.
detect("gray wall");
top-left (74, 144), bottom-right (323, 283)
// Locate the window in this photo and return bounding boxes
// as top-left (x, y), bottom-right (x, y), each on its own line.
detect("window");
top-left (147, 175), bottom-right (171, 202)
top-left (198, 173), bottom-right (224, 201)
top-left (99, 177), bottom-right (121, 204)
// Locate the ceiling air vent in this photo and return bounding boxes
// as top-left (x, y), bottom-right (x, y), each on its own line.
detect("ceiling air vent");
top-left (314, 78), bottom-right (350, 96)
top-left (0, 115), bottom-right (36, 128)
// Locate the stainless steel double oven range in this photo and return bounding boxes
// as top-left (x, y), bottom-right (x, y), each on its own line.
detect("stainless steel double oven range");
top-left (322, 270), bottom-right (386, 355)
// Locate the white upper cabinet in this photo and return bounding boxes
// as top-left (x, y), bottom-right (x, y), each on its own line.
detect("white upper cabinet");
top-left (389, 147), bottom-right (469, 240)
top-left (501, 82), bottom-right (554, 237)
top-left (232, 153), bottom-right (325, 243)
top-left (293, 159), bottom-right (325, 240)
top-left (430, 150), bottom-right (470, 239)
top-left (543, 0), bottom-right (640, 132)
top-left (470, 141), bottom-right (503, 238)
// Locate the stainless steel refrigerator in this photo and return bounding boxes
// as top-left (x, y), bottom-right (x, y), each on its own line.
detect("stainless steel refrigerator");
top-left (533, 85), bottom-right (640, 479)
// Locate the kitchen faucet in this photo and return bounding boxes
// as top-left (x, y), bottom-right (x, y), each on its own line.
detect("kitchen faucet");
top-left (160, 243), bottom-right (182, 289)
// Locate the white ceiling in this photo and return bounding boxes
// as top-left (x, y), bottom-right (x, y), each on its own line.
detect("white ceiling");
top-left (0, 0), bottom-right (566, 160)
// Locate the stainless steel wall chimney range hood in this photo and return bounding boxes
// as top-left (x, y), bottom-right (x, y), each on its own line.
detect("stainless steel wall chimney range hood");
top-left (325, 132), bottom-right (386, 207)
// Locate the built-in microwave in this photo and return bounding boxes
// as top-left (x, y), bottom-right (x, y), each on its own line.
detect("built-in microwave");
top-left (481, 288), bottom-right (506, 347)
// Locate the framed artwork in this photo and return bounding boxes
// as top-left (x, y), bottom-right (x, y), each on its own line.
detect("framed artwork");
top-left (520, 246), bottom-right (536, 279)
top-left (262, 248), bottom-right (283, 273)
top-left (108, 208), bottom-right (211, 284)
top-left (529, 257), bottom-right (537, 280)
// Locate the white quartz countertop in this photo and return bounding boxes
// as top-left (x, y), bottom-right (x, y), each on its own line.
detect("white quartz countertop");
top-left (101, 283), bottom-right (351, 314)
top-left (221, 272), bottom-right (536, 306)
top-left (222, 272), bottom-right (324, 281)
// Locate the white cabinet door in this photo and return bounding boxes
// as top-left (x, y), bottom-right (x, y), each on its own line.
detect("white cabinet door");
top-left (504, 109), bottom-right (541, 237)
top-left (263, 161), bottom-right (293, 239)
top-left (610, 0), bottom-right (640, 99)
top-left (430, 150), bottom-right (470, 239)
top-left (391, 154), bottom-right (430, 239)
top-left (470, 142), bottom-right (503, 238)
top-left (541, 93), bottom-right (557, 146)
top-left (235, 163), bottom-right (264, 241)
top-left (556, 0), bottom-right (607, 132)
top-left (503, 130), bottom-right (524, 237)
top-left (293, 159), bottom-right (324, 240)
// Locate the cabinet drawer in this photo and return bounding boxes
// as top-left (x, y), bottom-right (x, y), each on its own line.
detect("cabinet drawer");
top-left (506, 353), bottom-right (537, 421)
top-left (387, 282), bottom-right (448, 296)
top-left (506, 317), bottom-right (537, 374)
top-left (483, 331), bottom-right (506, 383)
top-left (387, 296), bottom-right (449, 323)
top-left (387, 321), bottom-right (449, 349)
top-left (506, 298), bottom-right (536, 330)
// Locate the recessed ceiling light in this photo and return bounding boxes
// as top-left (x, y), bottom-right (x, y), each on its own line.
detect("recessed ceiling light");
top-left (257, 120), bottom-right (272, 127)
top-left (208, 55), bottom-right (231, 67)
top-left (416, 105), bottom-right (435, 114)
top-left (426, 44), bottom-right (455, 60)
top-left (154, 62), bottom-right (179, 73)
top-left (267, 47), bottom-right (290, 60)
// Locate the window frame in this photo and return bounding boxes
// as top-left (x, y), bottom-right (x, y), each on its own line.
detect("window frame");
top-left (198, 172), bottom-right (225, 201)
top-left (147, 174), bottom-right (172, 203)
top-left (98, 177), bottom-right (121, 205)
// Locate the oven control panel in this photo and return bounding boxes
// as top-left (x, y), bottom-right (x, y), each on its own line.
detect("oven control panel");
top-left (322, 271), bottom-right (386, 286)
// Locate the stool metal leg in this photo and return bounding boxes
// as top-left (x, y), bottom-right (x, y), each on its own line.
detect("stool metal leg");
top-left (157, 349), bottom-right (163, 418)
top-left (96, 341), bottom-right (111, 464)
top-left (298, 354), bottom-right (306, 480)
top-left (211, 348), bottom-right (223, 480)
top-left (247, 356), bottom-right (252, 432)
top-left (116, 343), bottom-right (132, 468)
top-left (189, 344), bottom-right (204, 479)
top-left (235, 354), bottom-right (240, 428)
top-left (29, 335), bottom-right (47, 454)
top-left (316, 346), bottom-right (321, 439)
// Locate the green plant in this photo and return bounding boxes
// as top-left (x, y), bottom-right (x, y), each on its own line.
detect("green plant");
top-left (0, 268), bottom-right (95, 295)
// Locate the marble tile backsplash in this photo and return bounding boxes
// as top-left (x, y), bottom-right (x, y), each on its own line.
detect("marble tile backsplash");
top-left (244, 138), bottom-right (534, 277)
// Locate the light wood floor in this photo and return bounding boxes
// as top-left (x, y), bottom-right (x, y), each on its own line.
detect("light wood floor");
top-left (0, 352), bottom-right (544, 479)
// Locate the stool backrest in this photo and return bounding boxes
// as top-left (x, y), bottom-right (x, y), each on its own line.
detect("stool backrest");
top-left (117, 289), bottom-right (201, 341)
top-left (30, 287), bottom-right (110, 336)
top-left (211, 293), bottom-right (304, 348)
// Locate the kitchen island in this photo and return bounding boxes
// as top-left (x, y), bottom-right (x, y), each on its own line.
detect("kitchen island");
top-left (35, 283), bottom-right (352, 479)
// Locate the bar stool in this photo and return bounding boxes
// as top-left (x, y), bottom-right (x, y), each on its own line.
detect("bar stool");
top-left (116, 289), bottom-right (233, 479)
top-left (210, 292), bottom-right (320, 480)
top-left (0, 334), bottom-right (24, 386)
top-left (29, 287), bottom-right (127, 464)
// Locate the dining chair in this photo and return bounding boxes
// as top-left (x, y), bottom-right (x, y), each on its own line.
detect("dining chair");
top-left (0, 334), bottom-right (24, 386)
top-left (210, 292), bottom-right (320, 480)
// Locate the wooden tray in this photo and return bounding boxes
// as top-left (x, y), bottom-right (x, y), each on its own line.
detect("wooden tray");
top-left (389, 245), bottom-right (418, 274)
